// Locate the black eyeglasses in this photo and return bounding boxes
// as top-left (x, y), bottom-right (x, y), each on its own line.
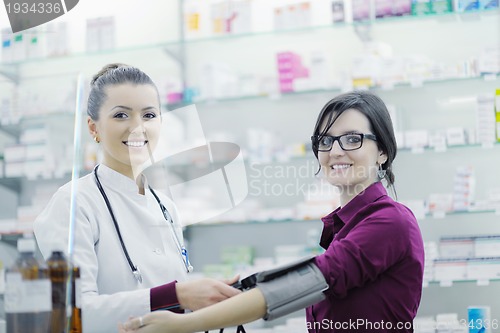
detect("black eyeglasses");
top-left (311, 133), bottom-right (377, 152)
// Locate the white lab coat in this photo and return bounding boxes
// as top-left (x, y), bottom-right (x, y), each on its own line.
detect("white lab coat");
top-left (34, 164), bottom-right (188, 333)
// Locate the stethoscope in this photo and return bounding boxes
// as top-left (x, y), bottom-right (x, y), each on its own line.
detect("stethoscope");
top-left (93, 165), bottom-right (193, 284)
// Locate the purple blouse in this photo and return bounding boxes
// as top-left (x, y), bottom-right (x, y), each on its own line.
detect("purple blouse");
top-left (306, 181), bottom-right (424, 332)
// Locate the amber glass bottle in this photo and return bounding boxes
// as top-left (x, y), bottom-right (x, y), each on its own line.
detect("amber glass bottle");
top-left (69, 265), bottom-right (82, 333)
top-left (47, 250), bottom-right (69, 333)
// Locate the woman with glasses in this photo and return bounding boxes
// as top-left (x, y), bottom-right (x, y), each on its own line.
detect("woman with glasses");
top-left (120, 91), bottom-right (425, 333)
top-left (34, 64), bottom-right (241, 333)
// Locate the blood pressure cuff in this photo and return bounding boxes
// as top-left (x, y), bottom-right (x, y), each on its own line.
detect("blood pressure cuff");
top-left (237, 256), bottom-right (329, 321)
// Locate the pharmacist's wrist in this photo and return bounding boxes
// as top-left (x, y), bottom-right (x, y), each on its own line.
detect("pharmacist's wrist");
top-left (150, 280), bottom-right (183, 312)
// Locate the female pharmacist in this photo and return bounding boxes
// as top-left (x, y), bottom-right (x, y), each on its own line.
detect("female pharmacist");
top-left (34, 64), bottom-right (240, 333)
top-left (120, 91), bottom-right (425, 333)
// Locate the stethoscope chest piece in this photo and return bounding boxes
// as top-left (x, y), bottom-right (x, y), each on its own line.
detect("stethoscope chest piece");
top-left (133, 267), bottom-right (143, 284)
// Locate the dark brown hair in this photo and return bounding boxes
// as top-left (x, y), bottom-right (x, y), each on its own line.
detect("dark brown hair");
top-left (311, 91), bottom-right (397, 188)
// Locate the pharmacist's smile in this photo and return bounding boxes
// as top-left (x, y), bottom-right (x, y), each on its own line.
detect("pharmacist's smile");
top-left (123, 140), bottom-right (148, 148)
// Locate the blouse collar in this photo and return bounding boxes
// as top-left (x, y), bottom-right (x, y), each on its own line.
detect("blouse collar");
top-left (96, 164), bottom-right (149, 197)
top-left (321, 181), bottom-right (387, 227)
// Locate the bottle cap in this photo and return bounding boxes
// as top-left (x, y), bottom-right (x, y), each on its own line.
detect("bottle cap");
top-left (17, 237), bottom-right (36, 253)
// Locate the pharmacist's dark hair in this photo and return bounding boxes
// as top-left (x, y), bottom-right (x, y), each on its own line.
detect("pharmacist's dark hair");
top-left (87, 63), bottom-right (159, 120)
top-left (311, 91), bottom-right (397, 189)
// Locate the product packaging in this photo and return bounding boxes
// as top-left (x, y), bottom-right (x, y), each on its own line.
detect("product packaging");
top-left (5, 237), bottom-right (51, 333)
top-left (452, 166), bottom-right (475, 211)
top-left (466, 258), bottom-right (500, 280)
top-left (332, 0), bottom-right (347, 22)
top-left (276, 51), bottom-right (309, 93)
top-left (352, 0), bottom-right (372, 20)
top-left (467, 306), bottom-right (491, 333)
top-left (479, 0), bottom-right (499, 9)
top-left (456, 0), bottom-right (480, 11)
top-left (85, 16), bottom-right (116, 52)
top-left (496, 89), bottom-right (500, 142)
top-left (1, 28), bottom-right (13, 63)
top-left (375, 0), bottom-right (411, 18)
top-left (184, 0), bottom-right (202, 37)
top-left (476, 94), bottom-right (496, 145)
top-left (411, 0), bottom-right (433, 15)
top-left (274, 2), bottom-right (312, 30)
top-left (211, 0), bottom-right (252, 35)
top-left (433, 258), bottom-right (467, 281)
top-left (431, 0), bottom-right (453, 13)
top-left (45, 22), bottom-right (69, 56)
top-left (439, 237), bottom-right (475, 258)
top-left (474, 236), bottom-right (500, 257)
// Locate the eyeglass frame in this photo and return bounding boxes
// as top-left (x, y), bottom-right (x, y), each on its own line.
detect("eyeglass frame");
top-left (311, 133), bottom-right (378, 152)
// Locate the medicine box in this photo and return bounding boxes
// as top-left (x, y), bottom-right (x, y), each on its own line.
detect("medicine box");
top-left (433, 258), bottom-right (467, 281)
top-left (475, 236), bottom-right (500, 257)
top-left (439, 237), bottom-right (475, 258)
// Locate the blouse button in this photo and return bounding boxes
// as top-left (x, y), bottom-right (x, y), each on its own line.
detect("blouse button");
top-left (153, 248), bottom-right (162, 255)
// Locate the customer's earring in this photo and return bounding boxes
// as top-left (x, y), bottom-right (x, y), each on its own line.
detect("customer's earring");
top-left (94, 136), bottom-right (100, 143)
top-left (377, 164), bottom-right (386, 179)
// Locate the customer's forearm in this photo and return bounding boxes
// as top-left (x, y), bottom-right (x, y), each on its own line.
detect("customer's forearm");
top-left (183, 289), bottom-right (267, 332)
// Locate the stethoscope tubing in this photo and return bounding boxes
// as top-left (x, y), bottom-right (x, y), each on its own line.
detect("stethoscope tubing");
top-left (93, 165), bottom-right (141, 282)
top-left (93, 165), bottom-right (192, 284)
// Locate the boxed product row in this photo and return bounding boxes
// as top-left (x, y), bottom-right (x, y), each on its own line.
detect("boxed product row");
top-left (439, 235), bottom-right (500, 258)
top-left (432, 256), bottom-right (500, 281)
top-left (398, 127), bottom-right (495, 150)
top-left (1, 16), bottom-right (115, 63)
top-left (190, 46), bottom-right (498, 102)
top-left (424, 237), bottom-right (500, 282)
top-left (402, 166), bottom-right (481, 217)
top-left (396, 90), bottom-right (500, 151)
top-left (183, 0), bottom-right (499, 39)
top-left (2, 125), bottom-right (73, 179)
top-left (405, 187), bottom-right (500, 220)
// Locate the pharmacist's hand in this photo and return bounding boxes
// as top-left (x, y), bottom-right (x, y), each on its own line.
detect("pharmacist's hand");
top-left (176, 275), bottom-right (241, 311)
top-left (119, 312), bottom-right (184, 333)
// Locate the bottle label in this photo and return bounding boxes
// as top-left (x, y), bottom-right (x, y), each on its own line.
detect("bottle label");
top-left (5, 272), bottom-right (52, 313)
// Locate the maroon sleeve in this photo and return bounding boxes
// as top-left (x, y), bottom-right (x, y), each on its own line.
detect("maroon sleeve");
top-left (315, 210), bottom-right (411, 298)
top-left (150, 281), bottom-right (184, 313)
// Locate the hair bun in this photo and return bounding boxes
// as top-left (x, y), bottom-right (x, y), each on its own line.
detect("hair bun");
top-left (90, 63), bottom-right (130, 86)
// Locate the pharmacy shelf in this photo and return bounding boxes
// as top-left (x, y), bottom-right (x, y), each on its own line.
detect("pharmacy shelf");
top-left (424, 209), bottom-right (499, 218)
top-left (167, 74), bottom-right (500, 109)
top-left (0, 170), bottom-right (84, 193)
top-left (0, 40), bottom-right (181, 68)
top-left (0, 122), bottom-right (22, 139)
top-left (0, 7), bottom-right (496, 69)
top-left (165, 140), bottom-right (499, 169)
top-left (179, 7), bottom-right (499, 45)
top-left (0, 232), bottom-right (28, 247)
top-left (187, 208), bottom-right (499, 227)
top-left (399, 141), bottom-right (500, 154)
top-left (0, 111), bottom-right (76, 140)
top-left (0, 177), bottom-right (21, 193)
top-left (426, 278), bottom-right (500, 287)
top-left (187, 218), bottom-right (320, 228)
top-left (1, 138), bottom-right (498, 192)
